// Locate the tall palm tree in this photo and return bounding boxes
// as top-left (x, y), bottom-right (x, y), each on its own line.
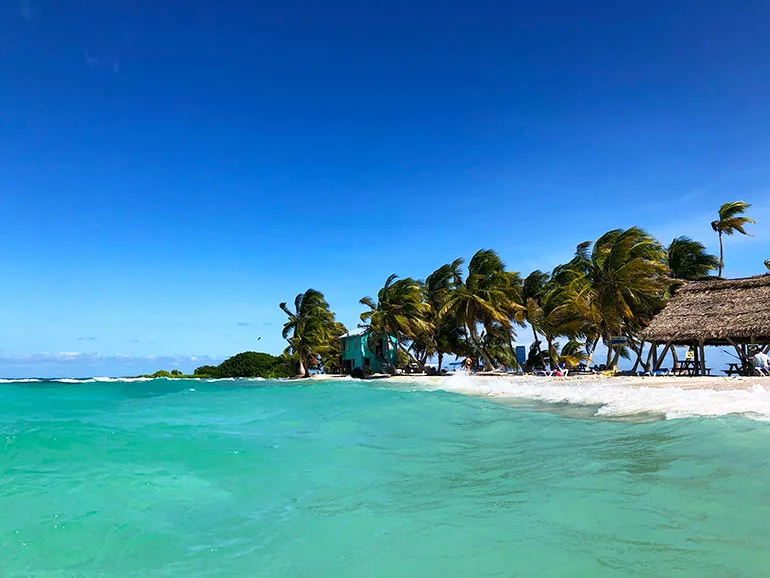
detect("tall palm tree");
top-left (413, 259), bottom-right (466, 371)
top-left (666, 236), bottom-right (720, 280)
top-left (566, 228), bottom-right (669, 367)
top-left (536, 280), bottom-right (589, 368)
top-left (711, 201), bottom-right (755, 277)
top-left (360, 274), bottom-right (432, 369)
top-left (280, 289), bottom-right (344, 377)
top-left (517, 270), bottom-right (551, 368)
top-left (439, 249), bottom-right (523, 370)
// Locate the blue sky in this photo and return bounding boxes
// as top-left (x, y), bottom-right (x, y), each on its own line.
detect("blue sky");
top-left (1, 0), bottom-right (769, 377)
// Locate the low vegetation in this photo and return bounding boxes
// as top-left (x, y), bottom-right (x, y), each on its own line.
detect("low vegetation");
top-left (141, 351), bottom-right (293, 379)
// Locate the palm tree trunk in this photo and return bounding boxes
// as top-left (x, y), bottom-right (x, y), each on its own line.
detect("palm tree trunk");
top-left (586, 336), bottom-right (600, 367)
top-left (718, 231), bottom-right (724, 277)
top-left (295, 355), bottom-right (307, 378)
top-left (531, 325), bottom-right (547, 369)
top-left (630, 340), bottom-right (645, 372)
top-left (467, 323), bottom-right (496, 371)
top-left (397, 341), bottom-right (424, 371)
top-left (546, 337), bottom-right (555, 369)
top-left (437, 352), bottom-right (443, 372)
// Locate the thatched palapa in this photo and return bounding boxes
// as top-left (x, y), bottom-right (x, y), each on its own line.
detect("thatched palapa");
top-left (642, 274), bottom-right (770, 345)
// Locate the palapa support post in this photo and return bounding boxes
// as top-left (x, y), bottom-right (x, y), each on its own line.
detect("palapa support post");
top-left (691, 341), bottom-right (699, 377)
top-left (699, 339), bottom-right (706, 376)
top-left (654, 341), bottom-right (672, 371)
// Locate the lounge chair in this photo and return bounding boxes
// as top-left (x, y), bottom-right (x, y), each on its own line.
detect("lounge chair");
top-left (755, 366), bottom-right (769, 377)
top-left (637, 368), bottom-right (670, 377)
top-left (535, 363), bottom-right (569, 377)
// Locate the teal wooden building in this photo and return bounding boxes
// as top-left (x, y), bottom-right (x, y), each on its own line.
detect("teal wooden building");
top-left (340, 330), bottom-right (398, 374)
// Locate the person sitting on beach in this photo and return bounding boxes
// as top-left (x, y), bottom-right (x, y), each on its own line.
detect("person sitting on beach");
top-left (751, 350), bottom-right (770, 376)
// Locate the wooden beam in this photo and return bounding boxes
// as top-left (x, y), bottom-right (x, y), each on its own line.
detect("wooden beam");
top-left (727, 338), bottom-right (747, 363)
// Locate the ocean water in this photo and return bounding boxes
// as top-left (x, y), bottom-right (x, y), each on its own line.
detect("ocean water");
top-left (2, 377), bottom-right (770, 577)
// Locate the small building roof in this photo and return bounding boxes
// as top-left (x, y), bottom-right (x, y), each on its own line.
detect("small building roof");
top-left (340, 329), bottom-right (369, 339)
top-left (641, 274), bottom-right (770, 345)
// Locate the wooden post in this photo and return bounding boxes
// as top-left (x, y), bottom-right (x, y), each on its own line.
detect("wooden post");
top-left (692, 342), bottom-right (699, 377)
top-left (699, 339), bottom-right (706, 376)
top-left (727, 338), bottom-right (746, 362)
top-left (645, 343), bottom-right (657, 373)
top-left (654, 341), bottom-right (671, 371)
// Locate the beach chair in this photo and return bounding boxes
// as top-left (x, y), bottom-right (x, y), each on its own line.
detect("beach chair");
top-left (535, 363), bottom-right (568, 377)
top-left (637, 368), bottom-right (670, 377)
top-left (755, 366), bottom-right (769, 377)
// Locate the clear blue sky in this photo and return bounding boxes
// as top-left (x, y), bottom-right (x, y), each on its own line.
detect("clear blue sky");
top-left (1, 0), bottom-right (769, 377)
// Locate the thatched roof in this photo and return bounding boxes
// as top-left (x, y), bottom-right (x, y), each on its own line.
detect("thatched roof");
top-left (642, 274), bottom-right (770, 345)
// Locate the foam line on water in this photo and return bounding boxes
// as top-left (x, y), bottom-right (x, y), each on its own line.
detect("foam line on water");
top-left (401, 374), bottom-right (770, 420)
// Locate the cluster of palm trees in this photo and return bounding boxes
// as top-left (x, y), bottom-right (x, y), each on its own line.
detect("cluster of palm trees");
top-left (281, 201), bottom-right (758, 376)
top-left (280, 289), bottom-right (347, 377)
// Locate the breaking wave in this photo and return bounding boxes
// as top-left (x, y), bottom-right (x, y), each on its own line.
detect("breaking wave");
top-left (401, 374), bottom-right (770, 421)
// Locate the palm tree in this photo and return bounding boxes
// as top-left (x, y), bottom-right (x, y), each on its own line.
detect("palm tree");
top-left (517, 270), bottom-right (551, 368)
top-left (280, 289), bottom-right (344, 377)
top-left (711, 201), bottom-right (755, 277)
top-left (566, 228), bottom-right (669, 367)
top-left (413, 259), bottom-right (466, 371)
top-left (765, 258), bottom-right (770, 271)
top-left (537, 280), bottom-right (589, 368)
top-left (666, 236), bottom-right (720, 280)
top-left (360, 274), bottom-right (432, 369)
top-left (439, 249), bottom-right (523, 370)
top-left (318, 320), bottom-right (348, 374)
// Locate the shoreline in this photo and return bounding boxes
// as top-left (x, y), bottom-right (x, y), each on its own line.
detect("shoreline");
top-left (313, 372), bottom-right (768, 392)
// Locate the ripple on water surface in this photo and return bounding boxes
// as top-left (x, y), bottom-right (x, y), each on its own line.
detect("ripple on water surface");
top-left (1, 377), bottom-right (770, 577)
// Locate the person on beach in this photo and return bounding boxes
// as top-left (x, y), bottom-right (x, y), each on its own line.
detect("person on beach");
top-left (751, 349), bottom-right (770, 376)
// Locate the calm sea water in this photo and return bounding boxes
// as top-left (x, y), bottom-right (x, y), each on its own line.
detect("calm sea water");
top-left (2, 377), bottom-right (770, 577)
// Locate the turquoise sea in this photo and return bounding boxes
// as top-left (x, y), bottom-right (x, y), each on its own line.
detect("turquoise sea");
top-left (2, 377), bottom-right (770, 577)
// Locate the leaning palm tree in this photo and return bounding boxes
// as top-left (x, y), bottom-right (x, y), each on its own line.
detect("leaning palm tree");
top-left (439, 249), bottom-right (523, 371)
top-left (566, 228), bottom-right (669, 367)
top-left (360, 274), bottom-right (432, 369)
top-left (666, 236), bottom-right (720, 280)
top-left (711, 201), bottom-right (755, 277)
top-left (517, 270), bottom-right (551, 368)
top-left (280, 289), bottom-right (343, 377)
top-left (412, 259), bottom-right (466, 371)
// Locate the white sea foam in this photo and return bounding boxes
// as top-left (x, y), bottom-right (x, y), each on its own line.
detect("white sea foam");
top-left (405, 374), bottom-right (770, 421)
top-left (0, 378), bottom-right (43, 383)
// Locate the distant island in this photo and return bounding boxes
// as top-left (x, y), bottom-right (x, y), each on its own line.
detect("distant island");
top-left (139, 351), bottom-right (293, 379)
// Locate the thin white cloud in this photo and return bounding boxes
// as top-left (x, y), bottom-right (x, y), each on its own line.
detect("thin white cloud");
top-left (84, 50), bottom-right (99, 68)
top-left (19, 0), bottom-right (35, 20)
top-left (0, 353), bottom-right (222, 365)
top-left (112, 61), bottom-right (120, 76)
